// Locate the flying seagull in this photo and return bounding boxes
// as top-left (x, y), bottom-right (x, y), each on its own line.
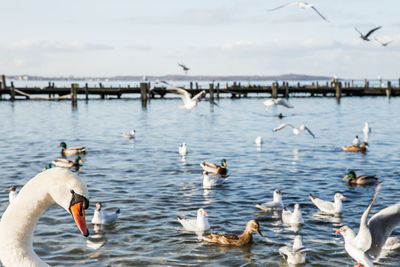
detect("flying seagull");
top-left (263, 98), bottom-right (294, 111)
top-left (375, 37), bottom-right (393, 47)
top-left (178, 63), bottom-right (190, 74)
top-left (166, 87), bottom-right (206, 110)
top-left (355, 26), bottom-right (382, 41)
top-left (273, 123), bottom-right (316, 138)
top-left (268, 1), bottom-right (329, 22)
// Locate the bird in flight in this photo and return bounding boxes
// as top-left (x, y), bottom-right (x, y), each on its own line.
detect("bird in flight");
top-left (375, 37), bottom-right (393, 46)
top-left (178, 63), bottom-right (190, 74)
top-left (355, 26), bottom-right (382, 41)
top-left (268, 1), bottom-right (329, 22)
top-left (273, 123), bottom-right (315, 138)
top-left (166, 87), bottom-right (206, 110)
top-left (263, 98), bottom-right (294, 112)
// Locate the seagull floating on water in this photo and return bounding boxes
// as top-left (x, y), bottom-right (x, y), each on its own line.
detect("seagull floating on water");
top-left (166, 87), bottom-right (206, 110)
top-left (375, 38), bottom-right (393, 47)
top-left (355, 26), bottom-right (382, 41)
top-left (255, 136), bottom-right (263, 146)
top-left (273, 123), bottom-right (315, 138)
top-left (268, 1), bottom-right (329, 22)
top-left (177, 208), bottom-right (210, 232)
top-left (179, 142), bottom-right (187, 156)
top-left (255, 189), bottom-right (284, 212)
top-left (282, 203), bottom-right (304, 225)
top-left (279, 235), bottom-right (308, 265)
top-left (202, 171), bottom-right (228, 189)
top-left (309, 192), bottom-right (346, 215)
top-left (263, 98), bottom-right (294, 112)
top-left (363, 122), bottom-right (371, 141)
top-left (91, 202), bottom-right (120, 225)
top-left (353, 135), bottom-right (360, 146)
top-left (121, 129), bottom-right (135, 139)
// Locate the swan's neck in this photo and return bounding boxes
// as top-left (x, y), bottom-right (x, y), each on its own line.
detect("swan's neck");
top-left (0, 177), bottom-right (53, 266)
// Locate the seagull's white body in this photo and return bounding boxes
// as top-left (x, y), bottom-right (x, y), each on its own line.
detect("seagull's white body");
top-left (363, 122), bottom-right (371, 141)
top-left (255, 136), bottom-right (263, 146)
top-left (279, 235), bottom-right (307, 264)
top-left (167, 87), bottom-right (206, 110)
top-left (202, 172), bottom-right (227, 189)
top-left (268, 1), bottom-right (329, 22)
top-left (0, 168), bottom-right (89, 267)
top-left (273, 123), bottom-right (315, 138)
top-left (353, 136), bottom-right (360, 146)
top-left (337, 183), bottom-right (400, 267)
top-left (255, 189), bottom-right (284, 211)
top-left (91, 202), bottom-right (120, 225)
top-left (282, 203), bottom-right (304, 225)
top-left (309, 193), bottom-right (346, 215)
top-left (179, 142), bottom-right (187, 156)
top-left (121, 129), bottom-right (135, 139)
top-left (177, 208), bottom-right (210, 232)
top-left (263, 98), bottom-right (294, 111)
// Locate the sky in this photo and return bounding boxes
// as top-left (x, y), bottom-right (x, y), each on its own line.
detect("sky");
top-left (1, 0), bottom-right (399, 78)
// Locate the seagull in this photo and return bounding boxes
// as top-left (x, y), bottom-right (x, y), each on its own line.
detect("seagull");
top-left (279, 235), bottom-right (308, 265)
top-left (282, 203), bottom-right (304, 225)
top-left (121, 129), bottom-right (135, 139)
top-left (202, 171), bottom-right (228, 189)
top-left (263, 98), bottom-right (294, 112)
top-left (178, 63), bottom-right (190, 74)
top-left (273, 123), bottom-right (315, 138)
top-left (355, 26), bottom-right (382, 41)
top-left (177, 208), bottom-right (210, 232)
top-left (336, 183), bottom-right (400, 266)
top-left (179, 142), bottom-right (187, 156)
top-left (353, 135), bottom-right (360, 146)
top-left (309, 192), bottom-right (346, 215)
top-left (363, 122), bottom-right (371, 141)
top-left (166, 87), bottom-right (206, 110)
top-left (268, 1), bottom-right (329, 22)
top-left (255, 136), bottom-right (263, 146)
top-left (91, 202), bottom-right (120, 225)
top-left (375, 38), bottom-right (393, 47)
top-left (255, 189), bottom-right (284, 212)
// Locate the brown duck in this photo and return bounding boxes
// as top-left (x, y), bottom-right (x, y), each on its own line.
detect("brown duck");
top-left (200, 159), bottom-right (227, 176)
top-left (202, 219), bottom-right (262, 246)
top-left (343, 170), bottom-right (378, 185)
top-left (342, 142), bottom-right (368, 153)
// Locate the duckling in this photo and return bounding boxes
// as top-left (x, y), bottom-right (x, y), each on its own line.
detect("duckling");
top-left (282, 203), bottom-right (303, 225)
top-left (342, 142), bottom-right (368, 153)
top-left (343, 170), bottom-right (378, 185)
top-left (202, 219), bottom-right (262, 246)
top-left (255, 189), bottom-right (284, 212)
top-left (52, 156), bottom-right (83, 169)
top-left (58, 142), bottom-right (86, 156)
top-left (7, 186), bottom-right (18, 204)
top-left (179, 142), bottom-right (187, 156)
top-left (177, 208), bottom-right (210, 232)
top-left (200, 159), bottom-right (227, 176)
top-left (91, 202), bottom-right (120, 225)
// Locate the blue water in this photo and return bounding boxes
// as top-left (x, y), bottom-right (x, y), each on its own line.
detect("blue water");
top-left (0, 96), bottom-right (399, 266)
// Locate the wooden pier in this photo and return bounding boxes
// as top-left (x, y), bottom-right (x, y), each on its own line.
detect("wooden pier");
top-left (0, 75), bottom-right (399, 106)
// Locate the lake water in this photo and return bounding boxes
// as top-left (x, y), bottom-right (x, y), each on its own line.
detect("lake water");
top-left (0, 96), bottom-right (399, 266)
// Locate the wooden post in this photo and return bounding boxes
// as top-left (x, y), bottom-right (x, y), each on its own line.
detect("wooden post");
top-left (335, 81), bottom-right (342, 101)
top-left (351, 80), bottom-right (354, 87)
top-left (1, 75), bottom-right (6, 90)
top-left (284, 81), bottom-right (289, 99)
top-left (364, 79), bottom-right (368, 88)
top-left (379, 77), bottom-right (382, 88)
top-left (195, 82), bottom-right (199, 89)
top-left (386, 81), bottom-right (392, 98)
top-left (140, 82), bottom-right (148, 108)
top-left (190, 82), bottom-right (193, 90)
top-left (271, 82), bottom-right (278, 99)
top-left (209, 83), bottom-right (214, 103)
top-left (85, 83), bottom-right (89, 101)
top-left (71, 83), bottom-right (77, 106)
top-left (216, 83), bottom-right (220, 100)
top-left (10, 81), bottom-right (15, 101)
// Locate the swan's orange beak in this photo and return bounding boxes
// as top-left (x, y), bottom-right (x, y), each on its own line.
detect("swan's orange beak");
top-left (70, 202), bottom-right (89, 237)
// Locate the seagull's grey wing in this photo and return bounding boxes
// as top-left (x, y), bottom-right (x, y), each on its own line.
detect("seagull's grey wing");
top-left (310, 6), bottom-right (329, 21)
top-left (364, 26), bottom-right (382, 39)
top-left (276, 98), bottom-right (294, 108)
top-left (303, 126), bottom-right (316, 138)
top-left (367, 202), bottom-right (400, 258)
top-left (167, 87), bottom-right (191, 104)
top-left (268, 1), bottom-right (298, 11)
top-left (374, 38), bottom-right (383, 45)
top-left (354, 183), bottom-right (382, 252)
top-left (310, 196), bottom-right (335, 212)
top-left (273, 123), bottom-right (295, 132)
top-left (192, 90), bottom-right (206, 101)
top-left (354, 27), bottom-right (364, 36)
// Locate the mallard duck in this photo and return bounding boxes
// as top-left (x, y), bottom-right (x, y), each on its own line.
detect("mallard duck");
top-left (309, 192), bottom-right (346, 215)
top-left (177, 208), bottom-right (210, 232)
top-left (58, 142), bottom-right (86, 156)
top-left (203, 171), bottom-right (228, 189)
top-left (202, 219), bottom-right (262, 246)
top-left (255, 189), bottom-right (284, 212)
top-left (41, 164), bottom-right (53, 172)
top-left (342, 142), bottom-right (368, 153)
top-left (91, 202), bottom-right (120, 225)
top-left (343, 170), bottom-right (378, 185)
top-left (52, 156), bottom-right (83, 169)
top-left (200, 159), bottom-right (227, 176)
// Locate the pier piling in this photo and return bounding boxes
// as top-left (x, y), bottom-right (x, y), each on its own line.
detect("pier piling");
top-left (71, 83), bottom-right (78, 106)
top-left (335, 81), bottom-right (342, 101)
top-left (10, 81), bottom-right (15, 101)
top-left (140, 82), bottom-right (148, 108)
top-left (271, 82), bottom-right (278, 99)
top-left (85, 83), bottom-right (89, 101)
top-left (209, 83), bottom-right (214, 103)
top-left (386, 81), bottom-right (392, 98)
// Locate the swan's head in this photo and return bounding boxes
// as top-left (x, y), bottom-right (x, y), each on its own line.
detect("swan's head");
top-left (47, 168), bottom-right (89, 237)
top-left (58, 142), bottom-right (67, 148)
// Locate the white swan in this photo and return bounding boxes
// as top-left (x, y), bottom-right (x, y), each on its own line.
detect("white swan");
top-left (7, 185), bottom-right (18, 204)
top-left (0, 168), bottom-right (89, 267)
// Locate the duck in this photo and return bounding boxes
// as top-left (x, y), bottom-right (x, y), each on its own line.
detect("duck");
top-left (41, 163), bottom-right (53, 171)
top-left (7, 186), bottom-right (18, 204)
top-left (121, 129), bottom-right (135, 139)
top-left (177, 208), bottom-right (210, 232)
top-left (309, 192), bottom-right (346, 215)
top-left (343, 170), bottom-right (378, 186)
top-left (58, 142), bottom-right (86, 156)
top-left (52, 156), bottom-right (83, 169)
top-left (200, 159), bottom-right (228, 176)
top-left (202, 219), bottom-right (262, 246)
top-left (179, 142), bottom-right (187, 156)
top-left (282, 203), bottom-right (304, 225)
top-left (279, 235), bottom-right (307, 265)
top-left (255, 189), bottom-right (284, 212)
top-left (342, 142), bottom-right (368, 153)
top-left (202, 171), bottom-right (228, 189)
top-left (91, 202), bottom-right (120, 225)
top-left (0, 168), bottom-right (89, 266)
